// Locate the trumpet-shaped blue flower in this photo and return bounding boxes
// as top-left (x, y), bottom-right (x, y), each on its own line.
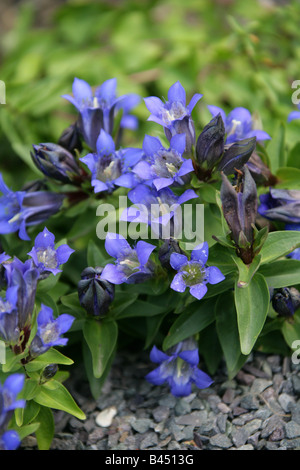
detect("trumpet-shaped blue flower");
top-left (121, 184), bottom-right (198, 232)
top-left (80, 130), bottom-right (143, 193)
top-left (62, 77), bottom-right (140, 150)
top-left (30, 304), bottom-right (75, 357)
top-left (208, 106), bottom-right (271, 144)
top-left (133, 134), bottom-right (194, 191)
top-left (0, 286), bottom-right (19, 344)
top-left (145, 338), bottom-right (213, 397)
top-left (144, 81), bottom-right (202, 152)
top-left (101, 233), bottom-right (156, 285)
top-left (0, 173), bottom-right (64, 241)
top-left (28, 227), bottom-right (74, 276)
top-left (170, 243), bottom-right (225, 300)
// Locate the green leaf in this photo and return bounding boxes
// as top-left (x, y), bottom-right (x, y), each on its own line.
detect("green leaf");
top-left (34, 380), bottom-right (86, 420)
top-left (15, 422), bottom-right (41, 441)
top-left (259, 259), bottom-right (300, 288)
top-left (267, 122), bottom-right (285, 172)
top-left (24, 348), bottom-right (74, 373)
top-left (35, 406), bottom-right (55, 450)
top-left (206, 243), bottom-right (237, 275)
top-left (162, 298), bottom-right (216, 351)
top-left (232, 254), bottom-right (261, 288)
top-left (287, 142), bottom-right (300, 169)
top-left (87, 239), bottom-right (111, 267)
top-left (260, 231), bottom-right (300, 264)
top-left (109, 291), bottom-right (139, 317)
top-left (83, 318), bottom-right (118, 378)
top-left (215, 292), bottom-right (247, 378)
top-left (281, 312), bottom-right (300, 348)
top-left (234, 273), bottom-right (270, 355)
top-left (275, 167), bottom-right (300, 190)
top-left (60, 292), bottom-right (87, 318)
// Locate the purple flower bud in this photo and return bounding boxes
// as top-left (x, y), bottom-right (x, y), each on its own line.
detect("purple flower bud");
top-left (58, 122), bottom-right (83, 154)
top-left (271, 287), bottom-right (300, 317)
top-left (218, 137), bottom-right (256, 175)
top-left (195, 114), bottom-right (225, 170)
top-left (220, 166), bottom-right (258, 264)
top-left (78, 266), bottom-right (115, 317)
top-left (31, 143), bottom-right (80, 183)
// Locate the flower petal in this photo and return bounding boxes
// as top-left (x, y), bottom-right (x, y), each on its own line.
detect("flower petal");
top-left (170, 252), bottom-right (188, 270)
top-left (105, 232), bottom-right (131, 259)
top-left (168, 81), bottom-right (186, 104)
top-left (191, 242), bottom-right (209, 264)
top-left (170, 272), bottom-right (187, 293)
top-left (189, 283), bottom-right (207, 300)
top-left (207, 266), bottom-right (225, 285)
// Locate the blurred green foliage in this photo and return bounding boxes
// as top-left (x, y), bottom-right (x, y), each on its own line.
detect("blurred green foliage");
top-left (1, 0), bottom-right (300, 189)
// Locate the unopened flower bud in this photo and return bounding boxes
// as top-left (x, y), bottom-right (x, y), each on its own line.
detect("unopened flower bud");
top-left (158, 238), bottom-right (184, 270)
top-left (195, 114), bottom-right (225, 169)
top-left (78, 267), bottom-right (115, 317)
top-left (218, 137), bottom-right (256, 175)
top-left (58, 122), bottom-right (82, 154)
top-left (41, 364), bottom-right (58, 382)
top-left (31, 143), bottom-right (80, 183)
top-left (271, 287), bottom-right (300, 317)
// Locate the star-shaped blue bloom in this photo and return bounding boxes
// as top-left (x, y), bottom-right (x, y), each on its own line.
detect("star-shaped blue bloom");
top-left (62, 77), bottom-right (140, 150)
top-left (28, 227), bottom-right (74, 276)
top-left (133, 133), bottom-right (194, 191)
top-left (208, 106), bottom-right (271, 144)
top-left (30, 304), bottom-right (75, 357)
top-left (170, 242), bottom-right (225, 300)
top-left (145, 338), bottom-right (213, 397)
top-left (101, 233), bottom-right (156, 285)
top-left (80, 130), bottom-right (143, 193)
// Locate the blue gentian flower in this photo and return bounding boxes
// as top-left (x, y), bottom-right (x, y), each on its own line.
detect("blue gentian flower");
top-left (145, 338), bottom-right (213, 397)
top-left (28, 227), bottom-right (74, 276)
top-left (170, 242), bottom-right (225, 300)
top-left (288, 104), bottom-right (300, 123)
top-left (121, 184), bottom-right (198, 236)
top-left (62, 77), bottom-right (140, 150)
top-left (144, 81), bottom-right (202, 152)
top-left (101, 233), bottom-right (156, 285)
top-left (0, 173), bottom-right (64, 241)
top-left (133, 134), bottom-right (194, 191)
top-left (3, 258), bottom-right (39, 335)
top-left (0, 285), bottom-right (20, 344)
top-left (0, 430), bottom-right (21, 451)
top-left (80, 130), bottom-right (143, 193)
top-left (0, 374), bottom-right (25, 429)
top-left (30, 304), bottom-right (75, 357)
top-left (207, 106), bottom-right (271, 144)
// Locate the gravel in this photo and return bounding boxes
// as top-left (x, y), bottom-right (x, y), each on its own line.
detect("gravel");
top-left (21, 350), bottom-right (300, 451)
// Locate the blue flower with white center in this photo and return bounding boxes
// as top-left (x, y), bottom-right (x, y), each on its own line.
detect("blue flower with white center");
top-left (121, 184), bottom-right (198, 238)
top-left (0, 173), bottom-right (64, 241)
top-left (208, 106), bottom-right (271, 144)
top-left (62, 77), bottom-right (140, 150)
top-left (0, 374), bottom-right (25, 429)
top-left (30, 304), bottom-right (75, 357)
top-left (80, 130), bottom-right (143, 193)
top-left (144, 81), bottom-right (202, 153)
top-left (145, 338), bottom-right (213, 397)
top-left (133, 134), bottom-right (194, 191)
top-left (27, 227), bottom-right (74, 276)
top-left (170, 242), bottom-right (225, 300)
top-left (100, 233), bottom-right (156, 285)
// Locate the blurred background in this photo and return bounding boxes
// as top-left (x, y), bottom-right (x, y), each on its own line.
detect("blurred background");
top-left (0, 0), bottom-right (300, 188)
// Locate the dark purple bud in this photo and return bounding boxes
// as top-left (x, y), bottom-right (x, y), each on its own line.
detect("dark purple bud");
top-left (218, 137), bottom-right (256, 175)
top-left (271, 287), bottom-right (300, 317)
top-left (158, 238), bottom-right (185, 270)
top-left (58, 122), bottom-right (82, 154)
top-left (195, 114), bottom-right (225, 169)
top-left (31, 143), bottom-right (80, 183)
top-left (41, 363), bottom-right (58, 382)
top-left (247, 151), bottom-right (277, 186)
top-left (78, 266), bottom-right (115, 317)
top-left (220, 166), bottom-right (258, 264)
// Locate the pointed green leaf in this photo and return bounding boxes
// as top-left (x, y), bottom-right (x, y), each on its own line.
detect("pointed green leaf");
top-left (259, 259), bottom-right (300, 288)
top-left (234, 273), bottom-right (270, 355)
top-left (35, 406), bottom-right (55, 450)
top-left (260, 231), bottom-right (300, 264)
